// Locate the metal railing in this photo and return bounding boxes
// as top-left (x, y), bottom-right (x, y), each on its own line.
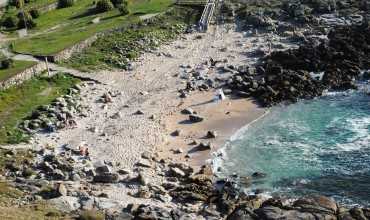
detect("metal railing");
top-left (175, 0), bottom-right (217, 32)
top-left (198, 0), bottom-right (216, 31)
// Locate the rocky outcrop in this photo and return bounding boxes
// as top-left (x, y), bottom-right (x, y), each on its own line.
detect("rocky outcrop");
top-left (18, 84), bottom-right (84, 133)
top-left (226, 24), bottom-right (370, 106)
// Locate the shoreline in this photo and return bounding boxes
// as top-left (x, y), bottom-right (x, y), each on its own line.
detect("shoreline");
top-left (1, 9), bottom-right (369, 217)
top-left (160, 90), bottom-right (267, 169)
top-left (211, 107), bottom-right (270, 174)
top-left (28, 23), bottom-right (275, 171)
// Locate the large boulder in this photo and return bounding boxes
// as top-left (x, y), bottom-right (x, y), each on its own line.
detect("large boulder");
top-left (293, 195), bottom-right (338, 215)
top-left (189, 114), bottom-right (204, 123)
top-left (49, 196), bottom-right (81, 212)
top-left (255, 206), bottom-right (316, 220)
top-left (93, 173), bottom-right (119, 183)
top-left (133, 204), bottom-right (172, 220)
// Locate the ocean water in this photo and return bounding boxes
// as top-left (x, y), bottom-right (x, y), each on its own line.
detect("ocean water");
top-left (216, 84), bottom-right (370, 206)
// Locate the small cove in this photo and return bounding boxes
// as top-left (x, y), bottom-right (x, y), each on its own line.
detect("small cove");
top-left (216, 83), bottom-right (370, 206)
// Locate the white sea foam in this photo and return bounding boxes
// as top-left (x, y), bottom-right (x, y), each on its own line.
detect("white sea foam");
top-left (214, 88), bottom-right (370, 206)
top-left (336, 116), bottom-right (370, 151)
top-left (212, 110), bottom-right (270, 175)
top-left (323, 90), bottom-right (354, 96)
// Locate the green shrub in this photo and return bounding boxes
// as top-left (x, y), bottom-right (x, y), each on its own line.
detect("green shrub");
top-left (96, 0), bottom-right (114, 12)
top-left (29, 8), bottom-right (40, 18)
top-left (17, 11), bottom-right (36, 29)
top-left (2, 16), bottom-right (19, 28)
top-left (58, 0), bottom-right (75, 8)
top-left (0, 59), bottom-right (14, 70)
top-left (110, 0), bottom-right (127, 7)
top-left (117, 4), bottom-right (129, 15)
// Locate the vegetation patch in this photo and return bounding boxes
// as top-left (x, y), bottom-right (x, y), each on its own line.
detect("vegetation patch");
top-left (9, 0), bottom-right (174, 56)
top-left (62, 6), bottom-right (202, 71)
top-left (0, 181), bottom-right (24, 206)
top-left (0, 60), bottom-right (37, 82)
top-left (78, 210), bottom-right (105, 220)
top-left (0, 148), bottom-right (35, 176)
top-left (1, 0), bottom-right (57, 30)
top-left (0, 148), bottom-right (67, 219)
top-left (0, 199), bottom-right (67, 219)
top-left (0, 73), bottom-right (80, 144)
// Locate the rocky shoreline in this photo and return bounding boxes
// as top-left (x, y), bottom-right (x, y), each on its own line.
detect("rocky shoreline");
top-left (226, 24), bottom-right (370, 106)
top-left (3, 145), bottom-right (370, 219)
top-left (1, 0), bottom-right (370, 219)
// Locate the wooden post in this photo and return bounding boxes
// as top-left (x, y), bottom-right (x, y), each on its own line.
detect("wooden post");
top-left (45, 57), bottom-right (50, 77)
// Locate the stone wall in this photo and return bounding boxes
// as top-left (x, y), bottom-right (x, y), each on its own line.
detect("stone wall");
top-left (0, 62), bottom-right (48, 90)
top-left (45, 11), bottom-right (167, 63)
top-left (39, 2), bottom-right (58, 13)
top-left (46, 34), bottom-right (99, 63)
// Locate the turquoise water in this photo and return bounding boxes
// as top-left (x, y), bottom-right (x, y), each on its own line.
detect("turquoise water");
top-left (218, 85), bottom-right (370, 206)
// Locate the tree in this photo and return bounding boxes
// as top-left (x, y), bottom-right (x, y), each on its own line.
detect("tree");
top-left (58, 0), bottom-right (75, 8)
top-left (118, 3), bottom-right (129, 15)
top-left (96, 0), bottom-right (114, 13)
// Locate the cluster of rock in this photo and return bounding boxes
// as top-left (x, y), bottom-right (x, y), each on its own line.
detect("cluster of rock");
top-left (226, 24), bottom-right (370, 106)
top-left (98, 14), bottom-right (187, 70)
top-left (178, 59), bottom-right (235, 98)
top-left (3, 140), bottom-right (370, 219)
top-left (18, 85), bottom-right (85, 133)
top-left (116, 162), bottom-right (370, 220)
top-left (235, 0), bottom-right (369, 30)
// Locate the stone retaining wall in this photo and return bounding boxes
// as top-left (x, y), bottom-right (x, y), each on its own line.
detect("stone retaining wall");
top-left (39, 2), bottom-right (58, 13)
top-left (0, 62), bottom-right (47, 90)
top-left (44, 11), bottom-right (168, 63)
top-left (44, 34), bottom-right (99, 63)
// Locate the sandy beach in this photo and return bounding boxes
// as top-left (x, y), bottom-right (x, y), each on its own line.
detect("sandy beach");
top-left (2, 1), bottom-right (369, 218)
top-left (0, 23), bottom-right (296, 213)
top-left (31, 24), bottom-right (271, 170)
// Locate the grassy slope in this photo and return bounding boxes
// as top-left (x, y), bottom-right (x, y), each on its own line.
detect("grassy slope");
top-left (11, 0), bottom-right (174, 56)
top-left (0, 148), bottom-right (68, 219)
top-left (63, 6), bottom-right (202, 71)
top-left (0, 74), bottom-right (80, 144)
top-left (0, 182), bottom-right (63, 220)
top-left (0, 60), bottom-right (37, 82)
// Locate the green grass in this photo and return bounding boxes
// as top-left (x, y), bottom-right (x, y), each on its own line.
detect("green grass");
top-left (12, 14), bottom-right (138, 55)
top-left (0, 73), bottom-right (80, 144)
top-left (11, 0), bottom-right (174, 56)
top-left (1, 0), bottom-right (57, 23)
top-left (129, 0), bottom-right (174, 14)
top-left (0, 60), bottom-right (37, 82)
top-left (62, 6), bottom-right (202, 71)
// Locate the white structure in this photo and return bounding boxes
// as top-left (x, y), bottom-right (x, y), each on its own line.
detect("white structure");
top-left (214, 89), bottom-right (226, 101)
top-left (199, 0), bottom-right (216, 31)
